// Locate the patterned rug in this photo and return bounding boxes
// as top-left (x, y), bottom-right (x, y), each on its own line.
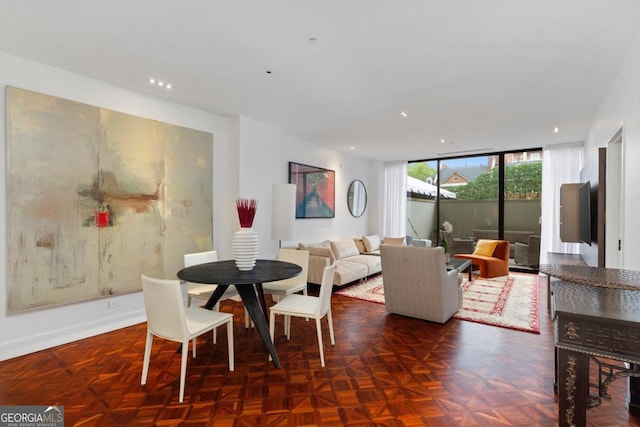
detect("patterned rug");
top-left (454, 273), bottom-right (540, 334)
top-left (335, 273), bottom-right (539, 334)
top-left (335, 274), bottom-right (385, 304)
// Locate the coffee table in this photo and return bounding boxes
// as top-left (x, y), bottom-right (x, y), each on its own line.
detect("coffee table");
top-left (448, 258), bottom-right (472, 281)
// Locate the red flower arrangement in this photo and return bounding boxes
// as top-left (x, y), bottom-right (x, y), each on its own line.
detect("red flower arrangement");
top-left (236, 198), bottom-right (258, 228)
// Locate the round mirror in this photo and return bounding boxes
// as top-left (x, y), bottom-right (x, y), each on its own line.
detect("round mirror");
top-left (347, 180), bottom-right (367, 217)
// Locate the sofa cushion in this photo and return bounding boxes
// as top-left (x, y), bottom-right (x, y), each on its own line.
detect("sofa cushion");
top-left (346, 254), bottom-right (382, 275)
top-left (299, 240), bottom-right (336, 263)
top-left (299, 240), bottom-right (331, 250)
top-left (333, 260), bottom-right (369, 286)
top-left (330, 239), bottom-right (360, 260)
top-left (363, 234), bottom-right (381, 252)
top-left (306, 246), bottom-right (336, 264)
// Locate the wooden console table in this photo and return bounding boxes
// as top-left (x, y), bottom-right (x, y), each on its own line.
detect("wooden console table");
top-left (541, 264), bottom-right (640, 426)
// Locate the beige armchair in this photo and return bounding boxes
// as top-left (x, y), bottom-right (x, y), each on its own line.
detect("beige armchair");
top-left (380, 245), bottom-right (462, 324)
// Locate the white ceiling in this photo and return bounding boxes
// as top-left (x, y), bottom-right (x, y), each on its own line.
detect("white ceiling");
top-left (1, 1), bottom-right (639, 161)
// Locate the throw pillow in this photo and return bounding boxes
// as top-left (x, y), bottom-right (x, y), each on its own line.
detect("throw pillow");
top-left (363, 234), bottom-right (381, 252)
top-left (330, 239), bottom-right (361, 260)
top-left (353, 238), bottom-right (366, 253)
top-left (383, 236), bottom-right (404, 245)
top-left (474, 239), bottom-right (499, 257)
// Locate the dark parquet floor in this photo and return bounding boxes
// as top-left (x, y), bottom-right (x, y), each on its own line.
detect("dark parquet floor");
top-left (1, 275), bottom-right (639, 426)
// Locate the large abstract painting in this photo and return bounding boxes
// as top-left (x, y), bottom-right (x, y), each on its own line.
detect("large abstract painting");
top-left (6, 86), bottom-right (213, 313)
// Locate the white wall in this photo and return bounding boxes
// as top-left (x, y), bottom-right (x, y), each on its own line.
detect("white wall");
top-left (235, 116), bottom-right (375, 258)
top-left (0, 52), bottom-right (238, 361)
top-left (0, 52), bottom-right (377, 360)
top-left (583, 28), bottom-right (640, 270)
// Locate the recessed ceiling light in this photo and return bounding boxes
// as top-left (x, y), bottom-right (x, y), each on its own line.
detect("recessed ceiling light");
top-left (400, 111), bottom-right (408, 117)
top-left (148, 78), bottom-right (173, 90)
top-left (440, 139), bottom-right (446, 144)
top-left (554, 127), bottom-right (559, 133)
top-left (347, 145), bottom-right (356, 150)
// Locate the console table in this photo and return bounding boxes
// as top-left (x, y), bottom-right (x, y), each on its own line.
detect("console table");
top-left (542, 264), bottom-right (640, 426)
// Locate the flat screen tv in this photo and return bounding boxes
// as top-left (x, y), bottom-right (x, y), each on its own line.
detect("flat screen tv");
top-left (559, 181), bottom-right (591, 245)
top-left (578, 181), bottom-right (592, 245)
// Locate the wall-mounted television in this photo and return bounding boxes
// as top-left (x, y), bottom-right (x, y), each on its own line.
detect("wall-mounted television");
top-left (578, 181), bottom-right (592, 245)
top-left (560, 181), bottom-right (592, 245)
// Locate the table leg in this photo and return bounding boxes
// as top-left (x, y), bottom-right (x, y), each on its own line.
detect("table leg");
top-left (204, 284), bottom-right (230, 310)
top-left (557, 347), bottom-right (589, 427)
top-left (547, 273), bottom-right (552, 314)
top-left (629, 365), bottom-right (640, 415)
top-left (255, 283), bottom-right (268, 316)
top-left (235, 284), bottom-right (281, 368)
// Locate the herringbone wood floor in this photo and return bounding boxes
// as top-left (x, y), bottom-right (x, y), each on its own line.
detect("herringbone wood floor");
top-left (1, 276), bottom-right (639, 426)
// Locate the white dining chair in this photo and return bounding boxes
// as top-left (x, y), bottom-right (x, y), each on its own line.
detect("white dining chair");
top-left (268, 264), bottom-right (336, 367)
top-left (262, 249), bottom-right (310, 303)
top-left (184, 250), bottom-right (239, 307)
top-left (184, 250), bottom-right (250, 337)
top-left (140, 274), bottom-right (234, 403)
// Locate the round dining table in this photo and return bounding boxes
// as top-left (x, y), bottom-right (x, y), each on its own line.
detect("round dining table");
top-left (177, 259), bottom-right (302, 368)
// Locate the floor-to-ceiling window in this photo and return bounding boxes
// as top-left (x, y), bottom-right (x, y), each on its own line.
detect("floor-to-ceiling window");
top-left (407, 149), bottom-right (542, 272)
top-left (503, 150), bottom-right (542, 271)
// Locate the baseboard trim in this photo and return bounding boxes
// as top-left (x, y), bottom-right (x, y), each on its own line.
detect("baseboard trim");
top-left (0, 310), bottom-right (146, 361)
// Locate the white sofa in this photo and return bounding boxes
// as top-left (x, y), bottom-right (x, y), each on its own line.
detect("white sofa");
top-left (298, 235), bottom-right (385, 286)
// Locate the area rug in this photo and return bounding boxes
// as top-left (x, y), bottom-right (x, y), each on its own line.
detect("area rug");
top-left (335, 274), bottom-right (385, 304)
top-left (335, 273), bottom-right (539, 334)
top-left (454, 273), bottom-right (540, 334)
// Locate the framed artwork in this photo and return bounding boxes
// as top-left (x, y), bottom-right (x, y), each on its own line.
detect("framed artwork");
top-left (288, 162), bottom-right (335, 218)
top-left (6, 86), bottom-right (213, 312)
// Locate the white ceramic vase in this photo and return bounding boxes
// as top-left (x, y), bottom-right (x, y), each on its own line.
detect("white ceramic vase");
top-left (232, 227), bottom-right (259, 271)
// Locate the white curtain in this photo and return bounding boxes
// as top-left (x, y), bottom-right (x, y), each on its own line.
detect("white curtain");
top-left (382, 160), bottom-right (407, 238)
top-left (540, 142), bottom-right (584, 263)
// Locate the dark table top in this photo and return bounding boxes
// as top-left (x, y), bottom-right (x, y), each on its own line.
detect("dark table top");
top-left (552, 280), bottom-right (640, 324)
top-left (540, 264), bottom-right (640, 291)
top-left (176, 259), bottom-right (302, 285)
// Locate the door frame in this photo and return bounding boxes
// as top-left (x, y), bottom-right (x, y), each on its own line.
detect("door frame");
top-left (605, 127), bottom-right (624, 268)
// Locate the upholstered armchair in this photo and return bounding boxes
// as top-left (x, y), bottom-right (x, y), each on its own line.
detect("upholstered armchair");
top-left (514, 235), bottom-right (541, 268)
top-left (455, 239), bottom-right (509, 278)
top-left (380, 245), bottom-right (462, 324)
